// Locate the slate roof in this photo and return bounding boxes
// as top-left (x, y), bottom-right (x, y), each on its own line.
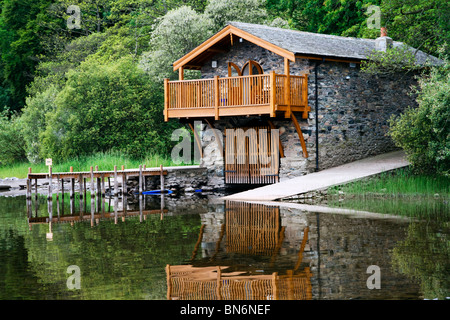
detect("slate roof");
top-left (228, 21), bottom-right (443, 66)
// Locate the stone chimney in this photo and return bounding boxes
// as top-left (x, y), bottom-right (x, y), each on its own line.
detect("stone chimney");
top-left (375, 27), bottom-right (393, 52)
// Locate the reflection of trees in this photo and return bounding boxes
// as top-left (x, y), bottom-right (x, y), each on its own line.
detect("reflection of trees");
top-left (1, 195), bottom-right (202, 299)
top-left (25, 214), bottom-right (201, 299)
top-left (0, 230), bottom-right (44, 299)
top-left (391, 220), bottom-right (449, 299)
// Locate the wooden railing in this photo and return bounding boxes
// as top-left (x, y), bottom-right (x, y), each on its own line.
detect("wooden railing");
top-left (164, 71), bottom-right (308, 120)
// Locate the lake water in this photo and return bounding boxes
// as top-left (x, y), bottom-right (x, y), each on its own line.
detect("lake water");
top-left (0, 191), bottom-right (448, 300)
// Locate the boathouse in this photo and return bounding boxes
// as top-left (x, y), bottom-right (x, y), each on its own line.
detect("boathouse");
top-left (163, 22), bottom-right (441, 189)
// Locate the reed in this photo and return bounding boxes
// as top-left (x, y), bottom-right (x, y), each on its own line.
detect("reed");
top-left (328, 167), bottom-right (449, 198)
top-left (0, 151), bottom-right (195, 179)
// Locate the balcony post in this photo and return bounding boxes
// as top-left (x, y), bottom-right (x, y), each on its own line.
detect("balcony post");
top-left (302, 74), bottom-right (309, 119)
top-left (269, 71), bottom-right (276, 117)
top-left (179, 66), bottom-right (184, 81)
top-left (164, 78), bottom-right (169, 122)
top-left (214, 75), bottom-right (220, 120)
top-left (284, 57), bottom-right (291, 119)
top-left (285, 73), bottom-right (291, 118)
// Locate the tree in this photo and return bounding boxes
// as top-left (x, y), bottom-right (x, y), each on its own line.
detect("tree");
top-left (39, 55), bottom-right (178, 161)
top-left (139, 5), bottom-right (214, 81)
top-left (266, 0), bottom-right (382, 36)
top-left (388, 58), bottom-right (449, 176)
top-left (0, 109), bottom-right (26, 165)
top-left (204, 0), bottom-right (270, 32)
top-left (381, 0), bottom-right (450, 57)
top-left (0, 0), bottom-right (56, 112)
top-left (360, 45), bottom-right (425, 75)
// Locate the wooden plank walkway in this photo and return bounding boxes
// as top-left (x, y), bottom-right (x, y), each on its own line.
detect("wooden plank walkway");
top-left (223, 151), bottom-right (409, 201)
top-left (26, 164), bottom-right (169, 200)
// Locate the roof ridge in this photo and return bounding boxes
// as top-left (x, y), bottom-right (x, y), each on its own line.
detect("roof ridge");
top-left (227, 21), bottom-right (377, 43)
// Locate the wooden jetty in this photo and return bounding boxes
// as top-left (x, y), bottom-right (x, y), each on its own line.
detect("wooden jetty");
top-left (26, 164), bottom-right (168, 200)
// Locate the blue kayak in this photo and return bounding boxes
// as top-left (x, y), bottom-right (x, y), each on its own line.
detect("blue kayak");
top-left (142, 190), bottom-right (173, 195)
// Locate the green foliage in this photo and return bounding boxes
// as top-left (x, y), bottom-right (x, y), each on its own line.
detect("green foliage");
top-left (0, 110), bottom-right (26, 166)
top-left (205, 0), bottom-right (270, 31)
top-left (139, 6), bottom-right (214, 81)
top-left (0, 0), bottom-right (55, 111)
top-left (328, 167), bottom-right (450, 197)
top-left (266, 0), bottom-right (449, 58)
top-left (381, 0), bottom-right (450, 57)
top-left (19, 85), bottom-right (59, 163)
top-left (267, 0), bottom-right (382, 36)
top-left (360, 45), bottom-right (424, 75)
top-left (139, 1), bottom-right (288, 81)
top-left (388, 60), bottom-right (450, 176)
top-left (0, 151), bottom-right (184, 179)
top-left (39, 55), bottom-right (177, 161)
top-left (391, 221), bottom-right (450, 299)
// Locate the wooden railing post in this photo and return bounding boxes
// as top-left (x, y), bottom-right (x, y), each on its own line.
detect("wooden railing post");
top-left (164, 78), bottom-right (169, 122)
top-left (302, 74), bottom-right (309, 119)
top-left (285, 73), bottom-right (291, 118)
top-left (214, 75), bottom-right (220, 120)
top-left (270, 71), bottom-right (276, 117)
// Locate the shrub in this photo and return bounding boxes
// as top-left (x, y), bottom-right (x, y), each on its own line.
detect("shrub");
top-left (388, 60), bottom-right (450, 176)
top-left (0, 110), bottom-right (26, 166)
top-left (39, 55), bottom-right (179, 162)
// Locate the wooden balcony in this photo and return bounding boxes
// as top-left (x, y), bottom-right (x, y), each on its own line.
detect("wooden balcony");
top-left (164, 71), bottom-right (310, 121)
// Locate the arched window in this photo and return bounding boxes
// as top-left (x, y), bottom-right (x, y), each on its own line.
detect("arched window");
top-left (228, 62), bottom-right (241, 77)
top-left (241, 60), bottom-right (263, 76)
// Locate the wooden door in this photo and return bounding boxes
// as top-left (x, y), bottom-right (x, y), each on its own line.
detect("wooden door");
top-left (225, 126), bottom-right (279, 184)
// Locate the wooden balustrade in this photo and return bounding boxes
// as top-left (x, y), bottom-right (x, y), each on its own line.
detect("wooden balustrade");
top-left (164, 73), bottom-right (308, 121)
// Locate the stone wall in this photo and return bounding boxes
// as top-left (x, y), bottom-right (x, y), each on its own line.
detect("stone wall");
top-left (199, 38), bottom-right (417, 185)
top-left (311, 62), bottom-right (418, 170)
top-left (126, 166), bottom-right (210, 193)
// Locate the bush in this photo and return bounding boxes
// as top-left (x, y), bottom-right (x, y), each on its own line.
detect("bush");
top-left (388, 60), bottom-right (450, 176)
top-left (19, 85), bottom-right (59, 163)
top-left (0, 110), bottom-right (26, 166)
top-left (39, 55), bottom-right (179, 162)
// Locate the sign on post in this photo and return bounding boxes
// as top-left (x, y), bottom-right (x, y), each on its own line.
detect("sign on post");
top-left (46, 158), bottom-right (53, 166)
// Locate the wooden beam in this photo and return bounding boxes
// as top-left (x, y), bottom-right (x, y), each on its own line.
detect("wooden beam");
top-left (204, 119), bottom-right (224, 158)
top-left (290, 113), bottom-right (308, 158)
top-left (179, 66), bottom-right (184, 80)
top-left (269, 71), bottom-right (276, 117)
top-left (183, 64), bottom-right (202, 70)
top-left (295, 54), bottom-right (362, 64)
top-left (173, 25), bottom-right (295, 71)
top-left (188, 122), bottom-right (203, 159)
top-left (207, 48), bottom-right (227, 53)
top-left (229, 26), bottom-right (295, 62)
top-left (164, 78), bottom-right (169, 122)
top-left (284, 57), bottom-right (290, 75)
top-left (214, 75), bottom-right (220, 120)
top-left (267, 120), bottom-right (285, 158)
top-left (284, 58), bottom-right (291, 119)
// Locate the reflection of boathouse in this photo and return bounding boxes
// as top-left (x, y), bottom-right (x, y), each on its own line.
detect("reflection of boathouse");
top-left (166, 265), bottom-right (312, 300)
top-left (166, 201), bottom-right (312, 300)
top-left (27, 192), bottom-right (421, 300)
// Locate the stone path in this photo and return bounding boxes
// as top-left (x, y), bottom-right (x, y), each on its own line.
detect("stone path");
top-left (223, 150), bottom-right (409, 201)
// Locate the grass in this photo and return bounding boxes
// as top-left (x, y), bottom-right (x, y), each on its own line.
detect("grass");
top-left (0, 151), bottom-right (196, 179)
top-left (327, 167), bottom-right (450, 219)
top-left (328, 167), bottom-right (450, 198)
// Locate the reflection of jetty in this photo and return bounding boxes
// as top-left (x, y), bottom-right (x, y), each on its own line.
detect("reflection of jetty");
top-left (28, 208), bottom-right (168, 225)
top-left (167, 201), bottom-right (311, 300)
top-left (26, 165), bottom-right (167, 200)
